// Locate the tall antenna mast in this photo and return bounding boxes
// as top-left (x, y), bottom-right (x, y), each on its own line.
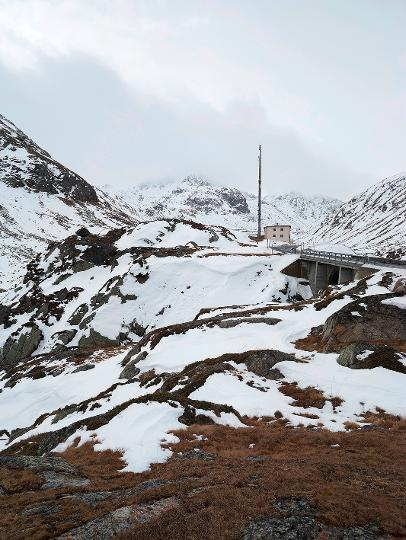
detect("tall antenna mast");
top-left (257, 144), bottom-right (262, 237)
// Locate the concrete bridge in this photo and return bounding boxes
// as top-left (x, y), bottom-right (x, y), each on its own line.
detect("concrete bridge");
top-left (279, 246), bottom-right (406, 295)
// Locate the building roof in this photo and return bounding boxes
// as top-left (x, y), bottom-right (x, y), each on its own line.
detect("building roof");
top-left (264, 224), bottom-right (291, 228)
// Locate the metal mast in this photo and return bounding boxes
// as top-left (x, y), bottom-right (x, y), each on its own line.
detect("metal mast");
top-left (257, 144), bottom-right (262, 237)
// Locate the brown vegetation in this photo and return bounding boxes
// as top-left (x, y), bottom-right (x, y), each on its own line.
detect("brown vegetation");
top-left (1, 421), bottom-right (406, 539)
top-left (279, 382), bottom-right (343, 410)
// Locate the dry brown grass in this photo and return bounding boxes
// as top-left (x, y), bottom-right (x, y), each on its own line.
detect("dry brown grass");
top-left (279, 382), bottom-right (343, 410)
top-left (0, 468), bottom-right (43, 493)
top-left (361, 410), bottom-right (406, 431)
top-left (1, 422), bottom-right (406, 540)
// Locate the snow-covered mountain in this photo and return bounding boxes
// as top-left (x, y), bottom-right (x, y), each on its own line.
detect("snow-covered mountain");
top-left (0, 114), bottom-right (137, 289)
top-left (103, 177), bottom-right (343, 236)
top-left (310, 173), bottom-right (406, 254)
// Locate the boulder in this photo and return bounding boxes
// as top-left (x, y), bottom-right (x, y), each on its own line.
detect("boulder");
top-left (72, 364), bottom-right (95, 373)
top-left (337, 343), bottom-right (406, 373)
top-left (320, 294), bottom-right (406, 352)
top-left (1, 324), bottom-right (43, 368)
top-left (119, 351), bottom-right (147, 379)
top-left (243, 350), bottom-right (296, 380)
top-left (78, 329), bottom-right (117, 349)
top-left (218, 317), bottom-right (281, 329)
top-left (51, 329), bottom-right (77, 349)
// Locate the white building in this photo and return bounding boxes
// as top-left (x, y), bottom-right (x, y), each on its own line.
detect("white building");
top-left (264, 224), bottom-right (291, 246)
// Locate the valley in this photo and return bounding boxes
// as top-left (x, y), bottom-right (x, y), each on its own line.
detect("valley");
top-left (0, 114), bottom-right (405, 539)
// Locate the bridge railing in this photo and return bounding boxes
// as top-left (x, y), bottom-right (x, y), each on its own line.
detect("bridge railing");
top-left (275, 245), bottom-right (406, 268)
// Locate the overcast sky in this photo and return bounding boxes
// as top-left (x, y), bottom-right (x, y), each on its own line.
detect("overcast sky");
top-left (0, 0), bottom-right (405, 199)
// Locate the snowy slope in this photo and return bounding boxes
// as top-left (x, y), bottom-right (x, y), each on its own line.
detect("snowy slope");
top-left (309, 173), bottom-right (406, 253)
top-left (103, 176), bottom-right (342, 236)
top-left (0, 114), bottom-right (137, 289)
top-left (0, 219), bottom-right (310, 362)
top-left (0, 259), bottom-right (404, 473)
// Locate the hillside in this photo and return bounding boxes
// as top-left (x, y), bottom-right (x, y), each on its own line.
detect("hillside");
top-left (310, 173), bottom-right (406, 254)
top-left (0, 216), bottom-right (405, 539)
top-left (0, 114), bottom-right (137, 289)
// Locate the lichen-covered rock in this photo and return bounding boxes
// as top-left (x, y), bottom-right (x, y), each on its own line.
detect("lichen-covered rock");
top-left (1, 324), bottom-right (43, 367)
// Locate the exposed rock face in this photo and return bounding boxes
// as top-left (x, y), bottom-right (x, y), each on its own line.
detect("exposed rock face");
top-left (0, 114), bottom-right (98, 204)
top-left (1, 324), bottom-right (43, 368)
top-left (78, 329), bottom-right (118, 350)
top-left (337, 343), bottom-right (406, 374)
top-left (317, 294), bottom-right (406, 352)
top-left (119, 351), bottom-right (147, 380)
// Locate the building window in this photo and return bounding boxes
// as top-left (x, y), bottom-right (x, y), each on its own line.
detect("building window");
top-left (280, 234), bottom-right (283, 237)
top-left (272, 234), bottom-right (276, 237)
top-left (273, 228), bottom-right (276, 231)
top-left (280, 228), bottom-right (283, 231)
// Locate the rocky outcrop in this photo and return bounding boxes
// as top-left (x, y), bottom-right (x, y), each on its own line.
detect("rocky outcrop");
top-left (337, 343), bottom-right (406, 373)
top-left (297, 293), bottom-right (406, 353)
top-left (1, 323), bottom-right (43, 368)
top-left (78, 329), bottom-right (117, 350)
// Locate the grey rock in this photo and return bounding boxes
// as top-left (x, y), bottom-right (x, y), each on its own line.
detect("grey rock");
top-left (72, 363), bottom-right (95, 373)
top-left (176, 448), bottom-right (216, 461)
top-left (68, 304), bottom-right (89, 326)
top-left (243, 350), bottom-right (296, 379)
top-left (119, 352), bottom-right (147, 379)
top-left (52, 329), bottom-right (77, 348)
top-left (72, 260), bottom-right (95, 273)
top-left (218, 317), bottom-right (280, 329)
top-left (40, 470), bottom-right (90, 490)
top-left (337, 343), bottom-right (379, 368)
top-left (320, 293), bottom-right (406, 352)
top-left (337, 343), bottom-right (406, 374)
top-left (54, 496), bottom-right (179, 539)
top-left (242, 515), bottom-right (321, 539)
top-left (1, 323), bottom-right (43, 366)
top-left (78, 329), bottom-right (117, 349)
top-left (21, 503), bottom-right (61, 516)
top-left (0, 455), bottom-right (79, 474)
top-left (63, 491), bottom-right (114, 507)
